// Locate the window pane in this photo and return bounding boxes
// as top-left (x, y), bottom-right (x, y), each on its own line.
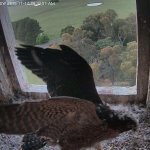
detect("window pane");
top-left (8, 0), bottom-right (137, 86)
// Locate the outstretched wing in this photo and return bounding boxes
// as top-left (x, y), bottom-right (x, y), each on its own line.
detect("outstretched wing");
top-left (16, 45), bottom-right (50, 82)
top-left (16, 45), bottom-right (102, 104)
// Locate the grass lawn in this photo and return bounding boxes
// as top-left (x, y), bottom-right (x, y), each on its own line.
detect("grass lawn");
top-left (25, 67), bottom-right (45, 84)
top-left (8, 0), bottom-right (136, 38)
top-left (9, 0), bottom-right (136, 84)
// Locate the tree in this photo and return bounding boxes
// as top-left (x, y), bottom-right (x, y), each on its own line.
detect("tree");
top-left (112, 13), bottom-right (136, 46)
top-left (61, 28), bottom-right (97, 62)
top-left (12, 17), bottom-right (42, 45)
top-left (120, 41), bottom-right (137, 85)
top-left (96, 37), bottom-right (120, 50)
top-left (81, 9), bottom-right (118, 41)
top-left (100, 9), bottom-right (118, 37)
top-left (61, 33), bottom-right (73, 46)
top-left (59, 10), bottom-right (137, 86)
top-left (81, 13), bottom-right (105, 41)
top-left (36, 33), bottom-right (50, 44)
top-left (60, 25), bottom-right (75, 36)
top-left (98, 45), bottom-right (123, 85)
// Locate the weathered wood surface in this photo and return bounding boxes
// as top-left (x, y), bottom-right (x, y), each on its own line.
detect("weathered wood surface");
top-left (0, 4), bottom-right (27, 92)
top-left (136, 0), bottom-right (150, 103)
top-left (0, 46), bottom-right (14, 102)
top-left (0, 4), bottom-right (49, 101)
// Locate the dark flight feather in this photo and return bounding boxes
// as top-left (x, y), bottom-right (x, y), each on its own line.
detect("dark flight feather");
top-left (16, 45), bottom-right (101, 104)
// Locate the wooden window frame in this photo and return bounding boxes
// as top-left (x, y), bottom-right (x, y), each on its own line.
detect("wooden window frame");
top-left (0, 0), bottom-right (149, 103)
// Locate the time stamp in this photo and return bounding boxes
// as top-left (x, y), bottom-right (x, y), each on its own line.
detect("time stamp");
top-left (0, 1), bottom-right (56, 6)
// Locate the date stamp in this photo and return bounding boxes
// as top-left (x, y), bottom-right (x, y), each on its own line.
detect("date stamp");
top-left (0, 1), bottom-right (56, 6)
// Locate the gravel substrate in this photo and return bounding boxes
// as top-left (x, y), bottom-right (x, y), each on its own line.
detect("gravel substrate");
top-left (101, 105), bottom-right (150, 150)
top-left (0, 104), bottom-right (149, 150)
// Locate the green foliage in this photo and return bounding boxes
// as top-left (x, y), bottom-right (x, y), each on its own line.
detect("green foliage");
top-left (36, 33), bottom-right (50, 44)
top-left (73, 10), bottom-right (135, 46)
top-left (81, 10), bottom-right (136, 46)
top-left (112, 13), bottom-right (137, 46)
top-left (96, 37), bottom-right (120, 50)
top-left (81, 9), bottom-right (118, 41)
top-left (98, 45), bottom-right (123, 85)
top-left (12, 17), bottom-right (42, 45)
top-left (81, 13), bottom-right (105, 41)
top-left (61, 28), bottom-right (97, 62)
top-left (60, 10), bottom-right (137, 86)
top-left (120, 41), bottom-right (137, 85)
top-left (9, 0), bottom-right (136, 39)
top-left (96, 41), bottom-right (137, 86)
top-left (60, 26), bottom-right (75, 36)
top-left (100, 9), bottom-right (118, 37)
top-left (9, 0), bottom-right (136, 84)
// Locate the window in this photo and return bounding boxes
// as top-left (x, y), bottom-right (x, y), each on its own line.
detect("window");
top-left (0, 0), bottom-right (149, 103)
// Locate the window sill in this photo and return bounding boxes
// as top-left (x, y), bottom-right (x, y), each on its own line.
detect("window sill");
top-left (97, 86), bottom-right (137, 95)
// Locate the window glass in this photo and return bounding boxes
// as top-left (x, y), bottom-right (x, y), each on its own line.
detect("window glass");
top-left (8, 0), bottom-right (137, 87)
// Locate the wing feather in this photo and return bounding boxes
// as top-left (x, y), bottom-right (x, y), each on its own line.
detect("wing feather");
top-left (16, 45), bottom-right (102, 104)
